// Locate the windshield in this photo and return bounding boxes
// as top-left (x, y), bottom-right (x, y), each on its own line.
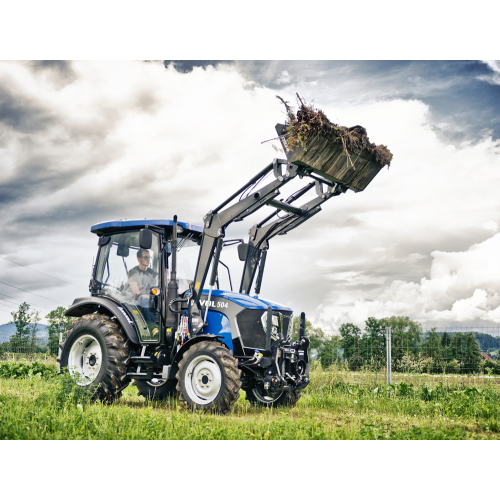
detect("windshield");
top-left (170, 235), bottom-right (199, 294)
top-left (95, 231), bottom-right (160, 342)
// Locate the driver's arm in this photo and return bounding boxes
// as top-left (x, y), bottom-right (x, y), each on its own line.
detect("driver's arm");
top-left (128, 281), bottom-right (140, 296)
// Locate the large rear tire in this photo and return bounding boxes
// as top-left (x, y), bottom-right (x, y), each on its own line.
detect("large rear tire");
top-left (176, 341), bottom-right (241, 413)
top-left (132, 378), bottom-right (178, 400)
top-left (245, 386), bottom-right (302, 408)
top-left (57, 314), bottom-right (131, 402)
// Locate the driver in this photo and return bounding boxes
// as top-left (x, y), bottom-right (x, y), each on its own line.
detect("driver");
top-left (128, 248), bottom-right (158, 302)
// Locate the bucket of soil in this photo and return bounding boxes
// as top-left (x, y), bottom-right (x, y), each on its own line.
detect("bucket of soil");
top-left (275, 95), bottom-right (392, 192)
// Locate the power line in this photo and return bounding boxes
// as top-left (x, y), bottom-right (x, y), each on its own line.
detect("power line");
top-left (0, 256), bottom-right (87, 290)
top-left (0, 298), bottom-right (17, 308)
top-left (0, 297), bottom-right (49, 313)
top-left (0, 292), bottom-right (54, 311)
top-left (0, 279), bottom-right (66, 306)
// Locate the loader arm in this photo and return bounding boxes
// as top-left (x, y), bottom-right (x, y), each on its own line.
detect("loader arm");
top-left (188, 158), bottom-right (348, 335)
top-left (188, 159), bottom-right (301, 334)
top-left (239, 179), bottom-right (347, 295)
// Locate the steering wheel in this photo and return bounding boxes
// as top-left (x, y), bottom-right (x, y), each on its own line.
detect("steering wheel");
top-left (101, 283), bottom-right (122, 294)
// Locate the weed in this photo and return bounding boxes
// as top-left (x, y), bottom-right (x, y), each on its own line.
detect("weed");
top-left (0, 360), bottom-right (56, 379)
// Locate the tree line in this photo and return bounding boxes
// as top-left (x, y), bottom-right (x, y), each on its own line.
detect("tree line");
top-left (292, 316), bottom-right (498, 374)
top-left (0, 302), bottom-right (75, 358)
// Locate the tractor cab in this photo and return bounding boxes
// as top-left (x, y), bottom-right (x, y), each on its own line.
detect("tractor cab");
top-left (90, 219), bottom-right (203, 342)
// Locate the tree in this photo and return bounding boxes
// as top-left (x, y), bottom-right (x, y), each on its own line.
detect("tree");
top-left (362, 317), bottom-right (386, 368)
top-left (317, 336), bottom-right (343, 368)
top-left (8, 302), bottom-right (41, 357)
top-left (339, 323), bottom-right (363, 370)
top-left (448, 332), bottom-right (465, 369)
top-left (463, 332), bottom-right (482, 374)
top-left (441, 331), bottom-right (452, 361)
top-left (9, 302), bottom-right (33, 353)
top-left (379, 316), bottom-right (422, 364)
top-left (291, 316), bottom-right (326, 351)
top-left (421, 328), bottom-right (443, 373)
top-left (46, 306), bottom-right (76, 356)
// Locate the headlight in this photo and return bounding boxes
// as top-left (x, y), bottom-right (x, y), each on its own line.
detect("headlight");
top-left (261, 311), bottom-right (282, 340)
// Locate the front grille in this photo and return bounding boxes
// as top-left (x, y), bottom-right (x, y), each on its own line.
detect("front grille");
top-left (236, 309), bottom-right (267, 350)
top-left (237, 309), bottom-right (293, 349)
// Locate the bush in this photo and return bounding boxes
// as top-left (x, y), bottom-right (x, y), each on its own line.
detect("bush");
top-left (52, 369), bottom-right (94, 409)
top-left (483, 359), bottom-right (500, 375)
top-left (445, 359), bottom-right (461, 374)
top-left (0, 360), bottom-right (57, 379)
top-left (396, 353), bottom-right (424, 373)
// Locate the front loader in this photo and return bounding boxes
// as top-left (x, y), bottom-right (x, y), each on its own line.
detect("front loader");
top-left (58, 132), bottom-right (384, 412)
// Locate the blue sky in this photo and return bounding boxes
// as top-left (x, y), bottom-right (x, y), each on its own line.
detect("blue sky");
top-left (1, 60), bottom-right (500, 330)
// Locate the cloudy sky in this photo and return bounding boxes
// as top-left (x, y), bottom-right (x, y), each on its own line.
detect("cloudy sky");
top-left (1, 60), bottom-right (500, 332)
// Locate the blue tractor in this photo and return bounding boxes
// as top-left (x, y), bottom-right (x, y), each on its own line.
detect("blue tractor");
top-left (58, 153), bottom-right (373, 412)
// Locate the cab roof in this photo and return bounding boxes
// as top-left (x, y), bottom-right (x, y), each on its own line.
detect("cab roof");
top-left (90, 218), bottom-right (204, 236)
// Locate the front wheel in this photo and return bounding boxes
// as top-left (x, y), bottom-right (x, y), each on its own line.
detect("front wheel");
top-left (176, 341), bottom-right (241, 413)
top-left (245, 386), bottom-right (302, 408)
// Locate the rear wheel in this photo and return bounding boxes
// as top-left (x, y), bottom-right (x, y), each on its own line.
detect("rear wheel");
top-left (57, 314), bottom-right (130, 402)
top-left (245, 386), bottom-right (302, 408)
top-left (132, 378), bottom-right (178, 400)
top-left (176, 341), bottom-right (241, 413)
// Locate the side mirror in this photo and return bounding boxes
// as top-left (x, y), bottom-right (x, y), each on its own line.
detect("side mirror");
top-left (117, 243), bottom-right (129, 257)
top-left (237, 243), bottom-right (248, 261)
top-left (139, 228), bottom-right (153, 249)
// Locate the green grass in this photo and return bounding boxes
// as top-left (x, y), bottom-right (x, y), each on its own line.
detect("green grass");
top-left (1, 364), bottom-right (500, 440)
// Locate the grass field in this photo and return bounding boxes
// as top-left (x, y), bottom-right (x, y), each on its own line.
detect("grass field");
top-left (1, 363), bottom-right (500, 440)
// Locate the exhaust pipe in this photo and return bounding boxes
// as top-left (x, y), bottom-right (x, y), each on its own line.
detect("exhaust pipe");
top-left (165, 215), bottom-right (179, 343)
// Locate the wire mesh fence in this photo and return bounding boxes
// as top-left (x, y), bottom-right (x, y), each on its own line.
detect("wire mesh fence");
top-left (0, 331), bottom-right (59, 363)
top-left (313, 326), bottom-right (500, 387)
top-left (2, 324), bottom-right (500, 386)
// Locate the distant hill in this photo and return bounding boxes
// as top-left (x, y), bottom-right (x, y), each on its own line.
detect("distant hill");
top-left (436, 331), bottom-right (500, 353)
top-left (0, 323), bottom-right (50, 346)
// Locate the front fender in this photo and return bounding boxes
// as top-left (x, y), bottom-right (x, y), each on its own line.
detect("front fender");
top-left (66, 296), bottom-right (141, 345)
top-left (169, 334), bottom-right (225, 380)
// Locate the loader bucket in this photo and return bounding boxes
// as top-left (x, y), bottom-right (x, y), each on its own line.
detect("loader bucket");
top-left (276, 124), bottom-right (385, 192)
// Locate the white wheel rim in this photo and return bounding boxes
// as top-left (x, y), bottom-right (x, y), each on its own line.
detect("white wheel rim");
top-left (68, 334), bottom-right (103, 387)
top-left (184, 355), bottom-right (222, 405)
top-left (252, 387), bottom-right (283, 404)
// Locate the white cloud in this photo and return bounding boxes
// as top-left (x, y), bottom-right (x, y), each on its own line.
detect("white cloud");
top-left (275, 70), bottom-right (291, 85)
top-left (481, 221), bottom-right (498, 232)
top-left (316, 234), bottom-right (500, 329)
top-left (478, 60), bottom-right (500, 85)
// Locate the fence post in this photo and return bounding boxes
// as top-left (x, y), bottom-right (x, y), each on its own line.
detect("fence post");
top-left (57, 331), bottom-right (63, 372)
top-left (386, 327), bottom-right (392, 384)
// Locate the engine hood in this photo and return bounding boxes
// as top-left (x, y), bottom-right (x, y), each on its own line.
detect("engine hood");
top-left (201, 289), bottom-right (292, 312)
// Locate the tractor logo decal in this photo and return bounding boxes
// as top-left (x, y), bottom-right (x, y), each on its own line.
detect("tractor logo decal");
top-left (117, 306), bottom-right (134, 325)
top-left (200, 299), bottom-right (229, 309)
